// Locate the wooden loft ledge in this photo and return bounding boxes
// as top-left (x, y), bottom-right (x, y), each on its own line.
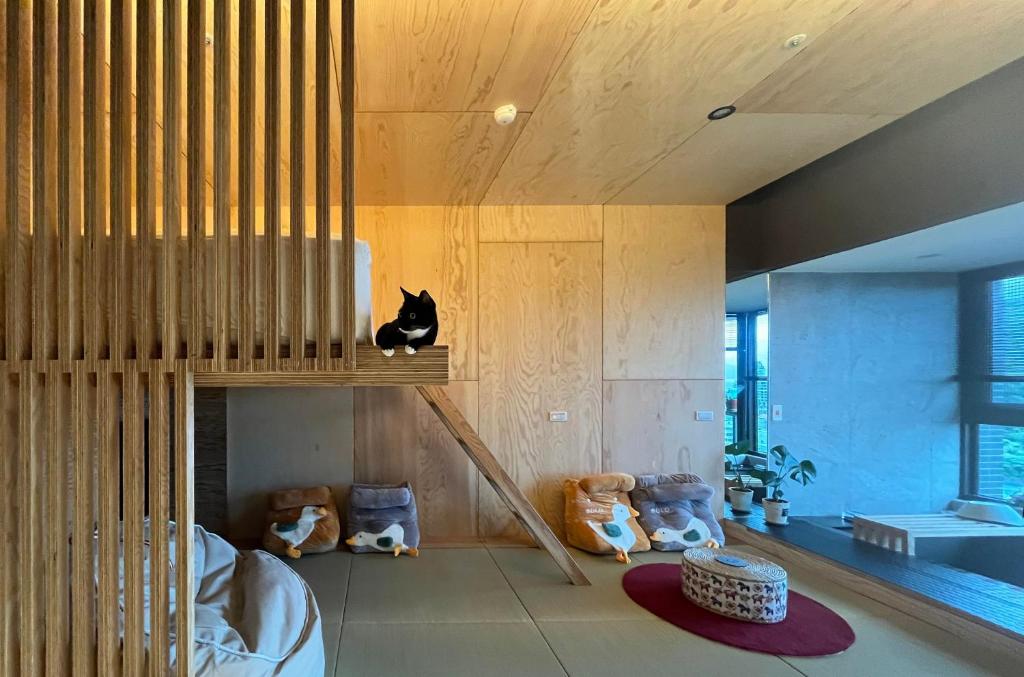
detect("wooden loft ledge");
top-left (192, 346), bottom-right (450, 386)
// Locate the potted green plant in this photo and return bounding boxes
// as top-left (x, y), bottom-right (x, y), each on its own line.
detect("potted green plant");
top-left (724, 440), bottom-right (755, 513)
top-left (725, 386), bottom-right (741, 413)
top-left (752, 445), bottom-right (817, 525)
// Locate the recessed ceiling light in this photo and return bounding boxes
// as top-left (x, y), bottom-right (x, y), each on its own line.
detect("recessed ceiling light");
top-left (785, 34), bottom-right (807, 49)
top-left (707, 105), bottom-right (736, 121)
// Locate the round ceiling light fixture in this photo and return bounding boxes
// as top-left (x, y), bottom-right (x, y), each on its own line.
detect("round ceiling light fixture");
top-left (785, 33), bottom-right (808, 49)
top-left (707, 105), bottom-right (736, 121)
top-left (494, 104), bottom-right (518, 126)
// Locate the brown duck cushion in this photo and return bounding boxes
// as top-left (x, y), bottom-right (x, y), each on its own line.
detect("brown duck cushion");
top-left (262, 485), bottom-right (341, 555)
top-left (564, 473), bottom-right (650, 555)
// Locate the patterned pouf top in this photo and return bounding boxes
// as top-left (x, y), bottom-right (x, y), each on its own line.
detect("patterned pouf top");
top-left (681, 547), bottom-right (788, 623)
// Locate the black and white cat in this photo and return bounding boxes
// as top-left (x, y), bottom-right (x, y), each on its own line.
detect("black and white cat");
top-left (375, 288), bottom-right (438, 356)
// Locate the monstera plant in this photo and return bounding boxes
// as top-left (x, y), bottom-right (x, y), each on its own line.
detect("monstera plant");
top-left (751, 445), bottom-right (817, 526)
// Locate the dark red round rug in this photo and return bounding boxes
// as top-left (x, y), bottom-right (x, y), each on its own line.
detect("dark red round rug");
top-left (623, 563), bottom-right (855, 656)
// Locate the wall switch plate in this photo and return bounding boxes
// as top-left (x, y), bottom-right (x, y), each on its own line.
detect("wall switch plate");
top-left (549, 411), bottom-right (569, 422)
top-left (695, 410), bottom-right (714, 422)
top-left (772, 404), bottom-right (783, 422)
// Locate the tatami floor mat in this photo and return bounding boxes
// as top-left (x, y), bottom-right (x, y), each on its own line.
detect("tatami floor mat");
top-left (335, 621), bottom-right (566, 677)
top-left (344, 548), bottom-right (531, 623)
top-left (285, 550), bottom-right (353, 624)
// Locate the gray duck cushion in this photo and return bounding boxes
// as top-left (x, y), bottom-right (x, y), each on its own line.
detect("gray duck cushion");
top-left (346, 482), bottom-right (420, 554)
top-left (629, 473), bottom-right (725, 551)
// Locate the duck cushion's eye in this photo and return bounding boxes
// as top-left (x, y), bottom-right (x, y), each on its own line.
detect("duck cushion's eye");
top-left (409, 313), bottom-right (416, 320)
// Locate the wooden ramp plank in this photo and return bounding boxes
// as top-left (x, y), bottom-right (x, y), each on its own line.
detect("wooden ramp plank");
top-left (416, 385), bottom-right (590, 586)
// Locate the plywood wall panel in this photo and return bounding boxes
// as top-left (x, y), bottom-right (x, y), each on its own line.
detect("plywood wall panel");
top-left (478, 242), bottom-right (602, 540)
top-left (603, 379), bottom-right (724, 516)
top-left (479, 205), bottom-right (602, 243)
top-left (356, 206), bottom-right (478, 380)
top-left (354, 381), bottom-right (480, 543)
top-left (603, 205), bottom-right (724, 380)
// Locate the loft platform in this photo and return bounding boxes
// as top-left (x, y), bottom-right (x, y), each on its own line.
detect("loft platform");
top-left (192, 345), bottom-right (450, 386)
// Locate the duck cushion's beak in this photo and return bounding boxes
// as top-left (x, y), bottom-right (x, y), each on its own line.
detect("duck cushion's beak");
top-left (344, 536), bottom-right (356, 546)
top-left (316, 507), bottom-right (328, 516)
top-left (649, 531), bottom-right (662, 541)
top-left (628, 506), bottom-right (640, 518)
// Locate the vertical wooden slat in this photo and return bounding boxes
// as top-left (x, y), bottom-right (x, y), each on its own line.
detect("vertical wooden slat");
top-left (340, 0), bottom-right (356, 371)
top-left (71, 362), bottom-right (95, 677)
top-left (0, 3), bottom-right (7, 361)
top-left (314, 0), bottom-right (330, 367)
top-left (174, 361), bottom-right (195, 677)
top-left (148, 365), bottom-right (171, 677)
top-left (96, 364), bottom-right (119, 677)
top-left (265, 0), bottom-right (281, 368)
top-left (83, 0), bottom-right (107, 362)
top-left (187, 0), bottom-right (205, 361)
top-left (45, 363), bottom-right (70, 674)
top-left (0, 364), bottom-right (13, 675)
top-left (238, 0), bottom-right (255, 368)
top-left (110, 0), bottom-right (131, 365)
top-left (32, 0), bottom-right (57, 367)
top-left (5, 0), bottom-right (28, 361)
top-left (137, 0), bottom-right (157, 360)
top-left (58, 0), bottom-right (83, 362)
top-left (163, 0), bottom-right (181, 365)
top-left (214, 0), bottom-right (231, 366)
top-left (290, 0), bottom-right (306, 362)
top-left (123, 363), bottom-right (145, 675)
top-left (19, 366), bottom-right (43, 676)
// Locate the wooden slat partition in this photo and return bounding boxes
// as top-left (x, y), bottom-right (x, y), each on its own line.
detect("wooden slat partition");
top-left (137, 0), bottom-right (158, 361)
top-left (123, 364), bottom-right (146, 675)
top-left (44, 363), bottom-right (69, 675)
top-left (31, 0), bottom-right (56, 369)
top-left (111, 0), bottom-right (131, 366)
top-left (163, 0), bottom-right (181, 366)
top-left (70, 362), bottom-right (95, 677)
top-left (83, 0), bottom-right (106, 362)
top-left (149, 364), bottom-right (171, 677)
top-left (96, 364), bottom-right (119, 676)
top-left (175, 362), bottom-right (196, 677)
top-left (340, 0), bottom-right (356, 371)
top-left (5, 0), bottom-right (28, 362)
top-left (19, 364), bottom-right (43, 675)
top-left (57, 0), bottom-right (83, 362)
top-left (315, 0), bottom-right (330, 369)
top-left (0, 364), bottom-right (12, 675)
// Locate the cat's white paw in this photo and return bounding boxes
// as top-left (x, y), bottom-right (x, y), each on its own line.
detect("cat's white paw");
top-left (382, 348), bottom-right (395, 357)
top-left (404, 345), bottom-right (417, 355)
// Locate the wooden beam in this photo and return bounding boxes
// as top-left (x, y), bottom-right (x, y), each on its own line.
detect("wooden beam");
top-left (314, 0), bottom-right (330, 368)
top-left (174, 361), bottom-right (195, 677)
top-left (148, 365), bottom-right (171, 676)
top-left (290, 0), bottom-right (306, 362)
top-left (110, 0), bottom-right (132, 365)
top-left (70, 362), bottom-right (95, 676)
top-left (162, 0), bottom-right (181, 365)
top-left (265, 0), bottom-right (281, 368)
top-left (96, 364), bottom-right (119, 676)
top-left (238, 0), bottom-right (255, 368)
top-left (214, 0), bottom-right (231, 366)
top-left (137, 0), bottom-right (158, 360)
top-left (340, 0), bottom-right (355, 371)
top-left (31, 0), bottom-right (56, 369)
top-left (44, 364), bottom-right (69, 674)
top-left (0, 364), bottom-right (13, 675)
top-left (416, 385), bottom-right (590, 586)
top-left (187, 0), bottom-right (205, 361)
top-left (18, 365), bottom-right (43, 675)
top-left (57, 0), bottom-right (83, 362)
top-left (5, 0), bottom-right (28, 361)
top-left (123, 363), bottom-right (146, 675)
top-left (83, 0), bottom-right (106, 362)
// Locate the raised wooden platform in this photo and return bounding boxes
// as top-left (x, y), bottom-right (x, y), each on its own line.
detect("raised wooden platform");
top-left (853, 513), bottom-right (1024, 556)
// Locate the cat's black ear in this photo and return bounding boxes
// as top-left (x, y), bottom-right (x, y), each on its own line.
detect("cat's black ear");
top-left (419, 289), bottom-right (435, 306)
top-left (401, 287), bottom-right (416, 301)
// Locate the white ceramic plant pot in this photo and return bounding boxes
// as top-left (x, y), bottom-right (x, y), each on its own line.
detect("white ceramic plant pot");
top-left (763, 499), bottom-right (789, 526)
top-left (728, 487), bottom-right (754, 513)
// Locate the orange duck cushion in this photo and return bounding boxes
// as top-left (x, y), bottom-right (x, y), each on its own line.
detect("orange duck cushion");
top-left (563, 473), bottom-right (650, 555)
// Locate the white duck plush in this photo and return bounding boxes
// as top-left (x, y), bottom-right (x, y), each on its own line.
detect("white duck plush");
top-left (271, 505), bottom-right (328, 559)
top-left (587, 502), bottom-right (641, 564)
top-left (649, 517), bottom-right (720, 549)
top-left (346, 523), bottom-right (420, 557)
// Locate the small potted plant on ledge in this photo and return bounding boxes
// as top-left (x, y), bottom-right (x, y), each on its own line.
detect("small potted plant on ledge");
top-left (725, 386), bottom-right (741, 413)
top-left (724, 440), bottom-right (756, 513)
top-left (753, 445), bottom-right (817, 526)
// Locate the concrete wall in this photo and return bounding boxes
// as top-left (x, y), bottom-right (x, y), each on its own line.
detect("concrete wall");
top-left (768, 273), bottom-right (960, 515)
top-left (226, 387), bottom-right (354, 542)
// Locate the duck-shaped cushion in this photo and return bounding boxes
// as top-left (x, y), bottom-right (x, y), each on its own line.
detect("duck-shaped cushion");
top-left (271, 505), bottom-right (328, 559)
top-left (586, 502), bottom-right (642, 563)
top-left (345, 523), bottom-right (419, 557)
top-left (649, 517), bottom-right (720, 549)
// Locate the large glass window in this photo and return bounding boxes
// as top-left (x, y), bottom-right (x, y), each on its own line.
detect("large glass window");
top-left (962, 266), bottom-right (1024, 506)
top-left (724, 312), bottom-right (769, 451)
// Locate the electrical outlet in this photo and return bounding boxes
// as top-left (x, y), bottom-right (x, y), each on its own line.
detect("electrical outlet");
top-left (695, 410), bottom-right (714, 422)
top-left (549, 411), bottom-right (569, 422)
top-left (771, 404), bottom-right (783, 422)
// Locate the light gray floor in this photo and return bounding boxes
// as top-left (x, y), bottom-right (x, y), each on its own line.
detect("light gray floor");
top-left (286, 545), bottom-right (1019, 677)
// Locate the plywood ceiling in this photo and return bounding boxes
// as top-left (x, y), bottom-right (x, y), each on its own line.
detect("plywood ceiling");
top-left (104, 1), bottom-right (1024, 206)
top-left (349, 0), bottom-right (1024, 205)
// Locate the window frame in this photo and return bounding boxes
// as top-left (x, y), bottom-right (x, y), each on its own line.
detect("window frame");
top-left (726, 310), bottom-right (769, 453)
top-left (959, 260), bottom-right (1024, 502)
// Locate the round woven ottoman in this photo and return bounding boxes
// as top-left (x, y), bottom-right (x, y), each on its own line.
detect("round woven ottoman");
top-left (681, 547), bottom-right (788, 623)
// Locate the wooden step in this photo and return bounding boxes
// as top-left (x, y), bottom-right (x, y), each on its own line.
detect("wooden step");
top-left (416, 385), bottom-right (591, 586)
